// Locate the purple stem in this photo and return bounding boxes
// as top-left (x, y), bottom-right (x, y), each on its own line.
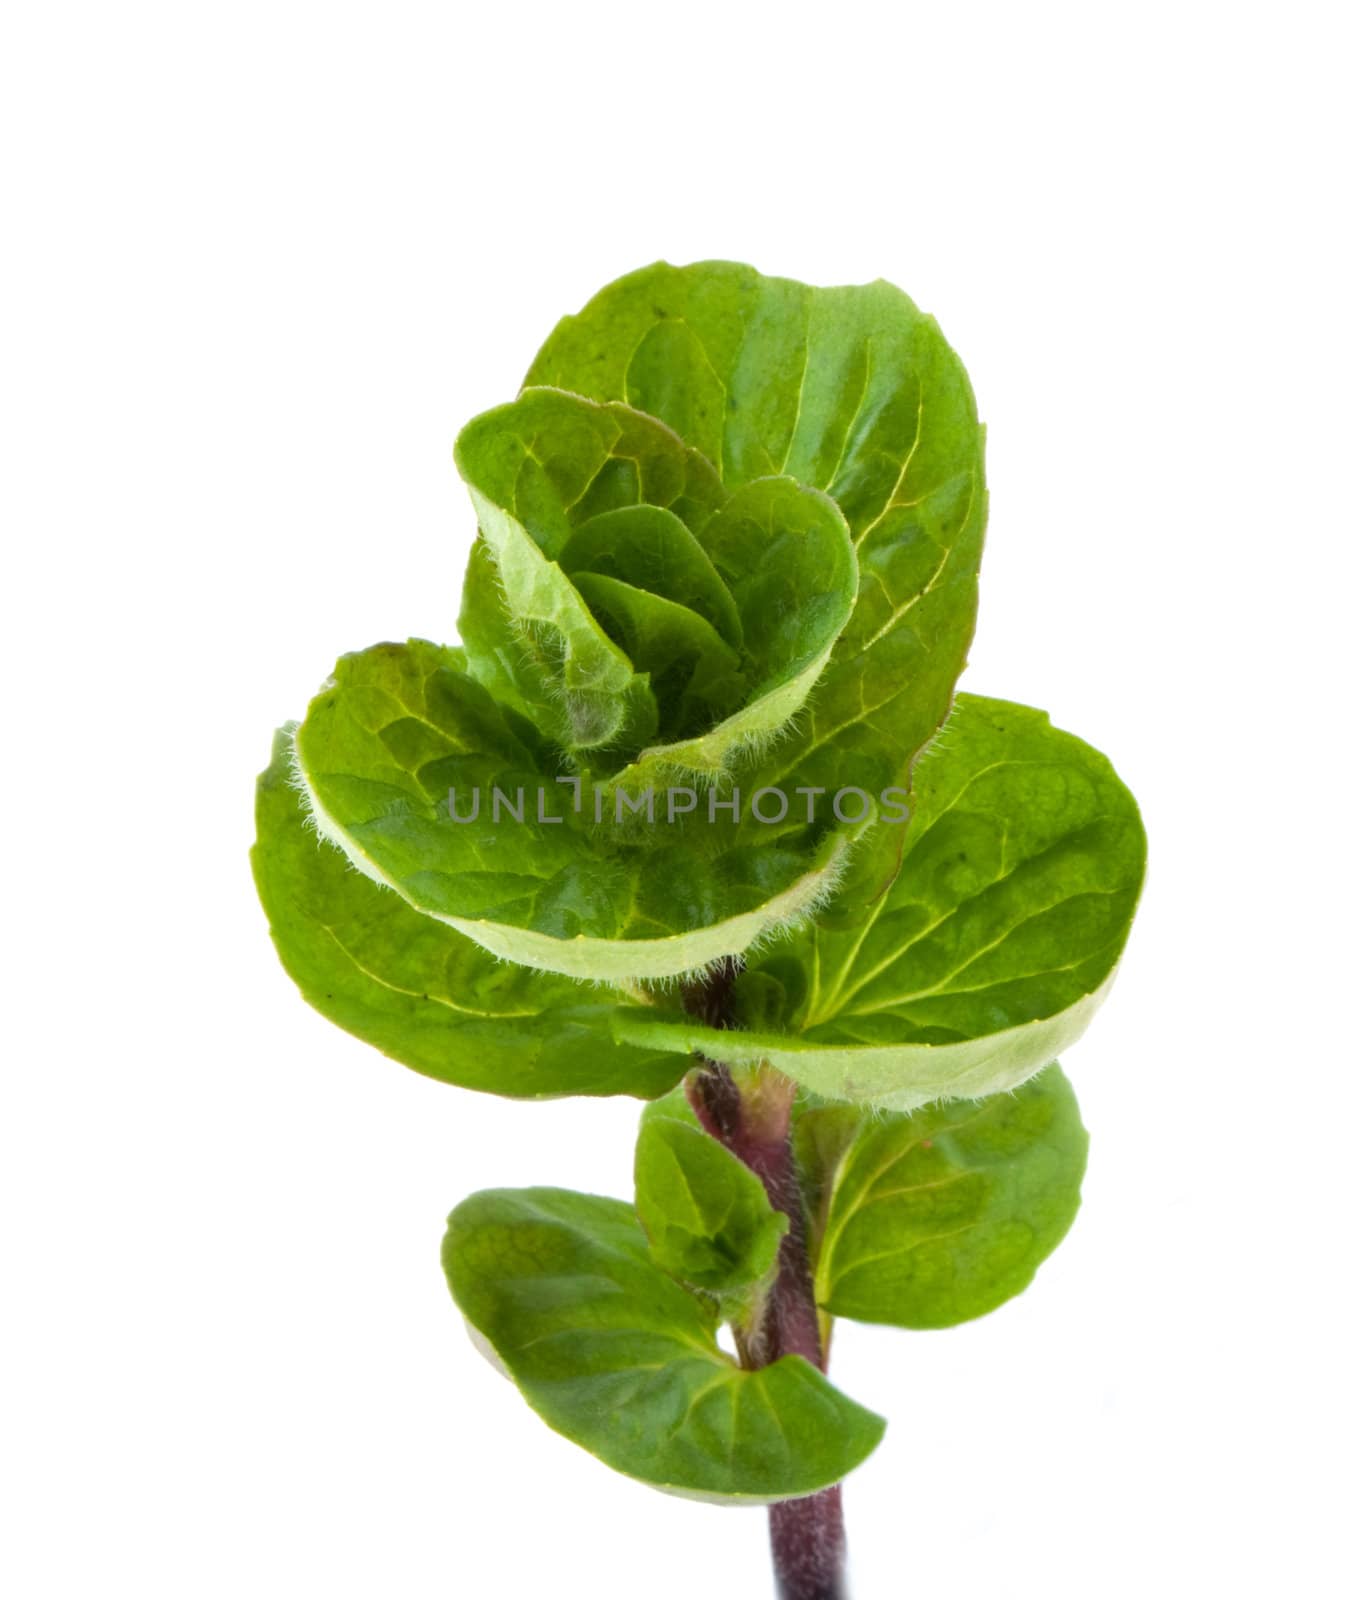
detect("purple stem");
top-left (682, 967), bottom-right (849, 1600)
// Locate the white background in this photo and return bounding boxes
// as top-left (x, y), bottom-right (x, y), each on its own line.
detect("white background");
top-left (3, 4), bottom-right (1345, 1597)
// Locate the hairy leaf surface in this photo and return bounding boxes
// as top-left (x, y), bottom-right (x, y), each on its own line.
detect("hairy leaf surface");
top-left (292, 639), bottom-right (850, 981)
top-left (455, 388), bottom-right (716, 754)
top-left (443, 1187), bottom-right (883, 1501)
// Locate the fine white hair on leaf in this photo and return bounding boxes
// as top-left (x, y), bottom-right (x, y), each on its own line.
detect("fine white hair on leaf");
top-left (287, 727), bottom-right (410, 898)
top-left (281, 691), bottom-right (856, 991)
top-left (475, 512), bottom-right (849, 788)
top-left (907, 691), bottom-right (966, 785)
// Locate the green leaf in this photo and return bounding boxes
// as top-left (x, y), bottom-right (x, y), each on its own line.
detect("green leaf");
top-left (526, 260), bottom-right (987, 866)
top-left (454, 387), bottom-right (723, 756)
top-left (251, 729), bottom-right (684, 1099)
top-left (292, 639), bottom-right (851, 981)
top-left (567, 571), bottom-right (746, 740)
top-left (801, 1066), bottom-right (1089, 1328)
top-left (614, 477), bottom-right (856, 788)
top-left (443, 1187), bottom-right (884, 1502)
top-left (613, 695), bottom-right (1146, 1109)
top-left (456, 384), bottom-right (859, 787)
top-left (559, 502), bottom-right (743, 648)
top-left (634, 1105), bottom-right (787, 1294)
top-left (698, 479), bottom-right (856, 688)
top-left (456, 534), bottom-right (588, 755)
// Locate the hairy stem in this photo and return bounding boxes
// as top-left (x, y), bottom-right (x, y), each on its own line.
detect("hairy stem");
top-left (682, 962), bottom-right (848, 1600)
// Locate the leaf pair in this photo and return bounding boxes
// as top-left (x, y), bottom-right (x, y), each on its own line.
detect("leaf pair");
top-left (441, 1064), bottom-right (1087, 1501)
top-left (635, 1066), bottom-right (1089, 1331)
top-left (260, 683), bottom-right (1142, 1109)
top-left (440, 1111), bottom-right (880, 1504)
top-left (442, 1092), bottom-right (865, 1504)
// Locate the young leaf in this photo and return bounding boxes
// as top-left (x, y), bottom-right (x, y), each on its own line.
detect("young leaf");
top-left (252, 730), bottom-right (684, 1099)
top-left (612, 695), bottom-right (1146, 1109)
top-left (634, 1110), bottom-right (788, 1294)
top-left (800, 1066), bottom-right (1089, 1328)
top-left (567, 571), bottom-right (746, 741)
top-left (443, 1187), bottom-right (884, 1502)
top-left (457, 385), bottom-right (860, 785)
top-left (612, 477), bottom-right (857, 787)
top-left (454, 388), bottom-right (723, 755)
top-left (698, 479), bottom-right (857, 690)
top-left (558, 502), bottom-right (743, 648)
top-left (292, 639), bottom-right (851, 981)
top-left (526, 260), bottom-right (987, 865)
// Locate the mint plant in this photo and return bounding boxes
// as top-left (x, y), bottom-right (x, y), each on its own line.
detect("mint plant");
top-left (252, 261), bottom-right (1145, 1599)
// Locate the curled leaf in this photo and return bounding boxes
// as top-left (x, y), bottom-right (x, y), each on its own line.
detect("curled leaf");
top-left (292, 639), bottom-right (851, 981)
top-left (526, 260), bottom-right (987, 869)
top-left (456, 387), bottom-right (859, 783)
